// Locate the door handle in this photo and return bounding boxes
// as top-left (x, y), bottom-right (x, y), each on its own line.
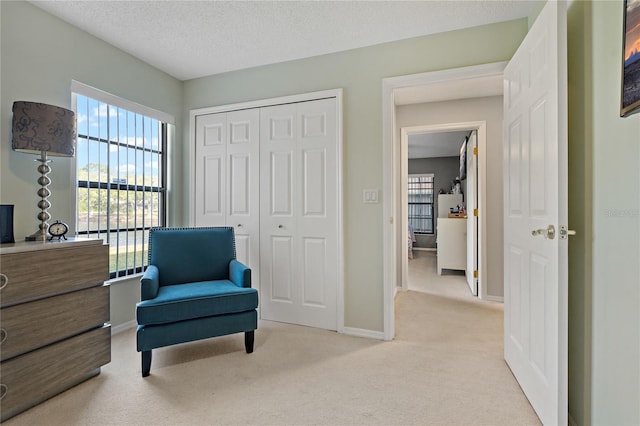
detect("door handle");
top-left (531, 225), bottom-right (555, 240)
top-left (278, 225), bottom-right (284, 229)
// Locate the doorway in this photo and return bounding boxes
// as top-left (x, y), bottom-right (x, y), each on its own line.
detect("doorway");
top-left (382, 61), bottom-right (507, 340)
top-left (383, 62), bottom-right (506, 340)
top-left (400, 124), bottom-right (483, 298)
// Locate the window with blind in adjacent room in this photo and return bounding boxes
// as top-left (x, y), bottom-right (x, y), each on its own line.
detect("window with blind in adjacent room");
top-left (408, 173), bottom-right (434, 234)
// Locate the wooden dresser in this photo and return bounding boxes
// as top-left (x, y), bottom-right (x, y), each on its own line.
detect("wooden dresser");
top-left (0, 239), bottom-right (111, 422)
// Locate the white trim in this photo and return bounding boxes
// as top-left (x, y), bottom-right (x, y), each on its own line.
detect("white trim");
top-left (413, 247), bottom-right (436, 252)
top-left (342, 327), bottom-right (385, 341)
top-left (383, 62), bottom-right (507, 91)
top-left (69, 93), bottom-right (79, 236)
top-left (106, 273), bottom-right (143, 285)
top-left (335, 91), bottom-right (345, 334)
top-left (189, 89), bottom-right (345, 334)
top-left (70, 80), bottom-right (175, 125)
top-left (487, 295), bottom-right (504, 303)
top-left (382, 62), bottom-right (507, 341)
top-left (382, 81), bottom-right (397, 341)
top-left (190, 89), bottom-right (341, 117)
top-left (110, 320), bottom-right (136, 335)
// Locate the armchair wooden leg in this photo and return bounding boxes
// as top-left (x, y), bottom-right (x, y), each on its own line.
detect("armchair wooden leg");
top-left (142, 350), bottom-right (152, 377)
top-left (244, 331), bottom-right (255, 354)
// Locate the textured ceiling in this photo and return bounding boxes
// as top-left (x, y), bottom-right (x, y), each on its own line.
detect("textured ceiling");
top-left (408, 130), bottom-right (469, 159)
top-left (30, 0), bottom-right (538, 81)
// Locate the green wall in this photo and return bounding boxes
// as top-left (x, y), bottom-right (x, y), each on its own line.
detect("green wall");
top-left (183, 19), bottom-right (528, 331)
top-left (568, 1), bottom-right (640, 424)
top-left (590, 1), bottom-right (640, 423)
top-left (0, 1), bottom-right (184, 330)
top-left (0, 1), bottom-right (184, 238)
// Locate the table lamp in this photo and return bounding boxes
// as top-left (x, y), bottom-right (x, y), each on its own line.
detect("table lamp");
top-left (12, 101), bottom-right (76, 241)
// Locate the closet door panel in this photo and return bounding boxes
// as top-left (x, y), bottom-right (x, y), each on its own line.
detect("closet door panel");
top-left (195, 113), bottom-right (227, 226)
top-left (302, 237), bottom-right (326, 306)
top-left (260, 99), bottom-right (338, 330)
top-left (270, 152), bottom-right (294, 216)
top-left (203, 155), bottom-right (224, 216)
top-left (303, 149), bottom-right (326, 217)
top-left (260, 104), bottom-right (298, 323)
top-left (270, 236), bottom-right (294, 302)
top-left (226, 109), bottom-right (260, 280)
top-left (296, 98), bottom-right (337, 329)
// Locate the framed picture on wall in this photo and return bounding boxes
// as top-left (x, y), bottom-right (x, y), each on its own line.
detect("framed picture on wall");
top-left (621, 0), bottom-right (640, 117)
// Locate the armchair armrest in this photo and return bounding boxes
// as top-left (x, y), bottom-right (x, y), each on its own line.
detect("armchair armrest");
top-left (229, 259), bottom-right (251, 288)
top-left (141, 265), bottom-right (160, 300)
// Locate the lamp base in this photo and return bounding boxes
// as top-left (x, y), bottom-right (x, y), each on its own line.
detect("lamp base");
top-left (25, 229), bottom-right (48, 242)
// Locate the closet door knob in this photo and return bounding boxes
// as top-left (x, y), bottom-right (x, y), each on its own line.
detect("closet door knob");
top-left (0, 273), bottom-right (7, 290)
top-left (278, 225), bottom-right (284, 229)
top-left (0, 329), bottom-right (6, 344)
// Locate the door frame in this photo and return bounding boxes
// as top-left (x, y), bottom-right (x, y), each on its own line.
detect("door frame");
top-left (188, 88), bottom-right (345, 333)
top-left (399, 122), bottom-right (486, 298)
top-left (382, 62), bottom-right (506, 341)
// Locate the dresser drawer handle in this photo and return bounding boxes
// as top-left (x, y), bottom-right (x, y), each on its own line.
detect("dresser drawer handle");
top-left (0, 384), bottom-right (7, 401)
top-left (0, 329), bottom-right (6, 344)
top-left (0, 273), bottom-right (7, 290)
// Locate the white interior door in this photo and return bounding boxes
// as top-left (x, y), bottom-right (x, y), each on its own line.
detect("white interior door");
top-left (466, 131), bottom-right (478, 296)
top-left (503, 1), bottom-right (568, 424)
top-left (226, 109), bottom-right (260, 279)
top-left (260, 98), bottom-right (338, 330)
top-left (195, 113), bottom-right (227, 227)
top-left (194, 109), bottom-right (260, 288)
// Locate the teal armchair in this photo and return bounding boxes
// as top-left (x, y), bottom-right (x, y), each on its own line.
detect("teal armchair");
top-left (136, 227), bottom-right (258, 377)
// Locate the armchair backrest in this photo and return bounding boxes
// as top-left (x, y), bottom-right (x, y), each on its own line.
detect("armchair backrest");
top-left (148, 227), bottom-right (236, 286)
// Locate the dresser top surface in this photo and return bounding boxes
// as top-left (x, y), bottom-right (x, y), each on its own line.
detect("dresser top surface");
top-left (0, 238), bottom-right (106, 255)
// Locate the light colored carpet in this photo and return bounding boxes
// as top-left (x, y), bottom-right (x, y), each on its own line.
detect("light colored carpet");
top-left (408, 249), bottom-right (473, 300)
top-left (6, 253), bottom-right (540, 425)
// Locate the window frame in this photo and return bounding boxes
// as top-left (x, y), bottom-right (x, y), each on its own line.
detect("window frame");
top-left (71, 82), bottom-right (173, 280)
top-left (407, 173), bottom-right (435, 235)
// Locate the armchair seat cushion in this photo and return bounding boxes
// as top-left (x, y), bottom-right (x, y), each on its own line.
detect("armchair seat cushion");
top-left (137, 280), bottom-right (258, 326)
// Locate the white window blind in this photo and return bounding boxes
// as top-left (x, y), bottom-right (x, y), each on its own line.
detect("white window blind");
top-left (408, 173), bottom-right (434, 234)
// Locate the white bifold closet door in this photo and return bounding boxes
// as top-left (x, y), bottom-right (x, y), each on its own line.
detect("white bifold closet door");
top-left (194, 109), bottom-right (260, 286)
top-left (259, 98), bottom-right (338, 330)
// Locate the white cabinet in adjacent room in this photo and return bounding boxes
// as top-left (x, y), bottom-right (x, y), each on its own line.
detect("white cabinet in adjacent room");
top-left (436, 217), bottom-right (467, 274)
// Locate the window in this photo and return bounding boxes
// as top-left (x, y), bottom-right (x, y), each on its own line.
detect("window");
top-left (74, 87), bottom-right (169, 280)
top-left (408, 174), bottom-right (434, 234)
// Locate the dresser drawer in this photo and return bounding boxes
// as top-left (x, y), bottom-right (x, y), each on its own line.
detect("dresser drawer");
top-left (1, 285), bottom-right (110, 361)
top-left (0, 243), bottom-right (108, 307)
top-left (0, 325), bottom-right (111, 422)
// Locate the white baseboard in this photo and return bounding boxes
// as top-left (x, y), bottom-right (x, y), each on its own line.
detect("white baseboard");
top-left (342, 326), bottom-right (385, 340)
top-left (413, 247), bottom-right (436, 252)
top-left (110, 320), bottom-right (136, 335)
top-left (487, 295), bottom-right (504, 303)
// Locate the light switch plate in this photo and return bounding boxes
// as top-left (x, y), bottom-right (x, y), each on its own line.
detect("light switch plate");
top-left (363, 189), bottom-right (379, 204)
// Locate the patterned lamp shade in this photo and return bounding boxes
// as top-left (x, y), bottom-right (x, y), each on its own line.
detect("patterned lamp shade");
top-left (12, 101), bottom-right (76, 157)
